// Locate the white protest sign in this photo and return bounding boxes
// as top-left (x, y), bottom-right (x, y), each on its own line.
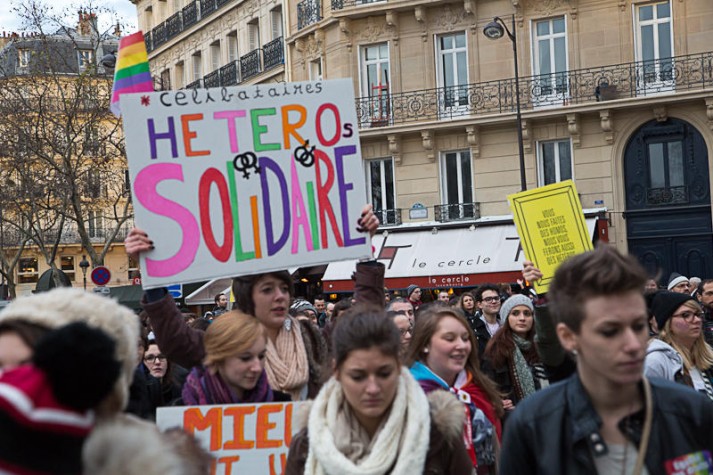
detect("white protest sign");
top-left (121, 79), bottom-right (370, 288)
top-left (157, 402), bottom-right (304, 475)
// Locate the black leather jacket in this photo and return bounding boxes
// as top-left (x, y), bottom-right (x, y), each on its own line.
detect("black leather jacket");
top-left (500, 374), bottom-right (713, 475)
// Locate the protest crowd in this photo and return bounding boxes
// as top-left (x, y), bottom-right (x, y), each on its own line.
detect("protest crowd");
top-left (0, 204), bottom-right (711, 475)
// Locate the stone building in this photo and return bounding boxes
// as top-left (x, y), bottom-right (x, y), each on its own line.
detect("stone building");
top-left (137, 0), bottom-right (713, 285)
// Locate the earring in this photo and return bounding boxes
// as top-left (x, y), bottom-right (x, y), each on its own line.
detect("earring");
top-left (571, 349), bottom-right (578, 356)
top-left (423, 348), bottom-right (429, 354)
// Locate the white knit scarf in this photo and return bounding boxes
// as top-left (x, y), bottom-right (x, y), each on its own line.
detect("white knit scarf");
top-left (264, 316), bottom-right (310, 400)
top-left (304, 369), bottom-right (431, 475)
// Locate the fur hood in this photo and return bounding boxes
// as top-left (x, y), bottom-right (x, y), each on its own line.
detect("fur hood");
top-left (295, 385), bottom-right (465, 442)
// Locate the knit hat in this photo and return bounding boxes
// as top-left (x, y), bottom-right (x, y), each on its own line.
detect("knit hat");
top-left (0, 322), bottom-right (121, 474)
top-left (499, 294), bottom-right (534, 321)
top-left (406, 284), bottom-right (420, 299)
top-left (290, 299), bottom-right (317, 317)
top-left (650, 291), bottom-right (695, 329)
top-left (0, 287), bottom-right (139, 418)
top-left (667, 272), bottom-right (689, 290)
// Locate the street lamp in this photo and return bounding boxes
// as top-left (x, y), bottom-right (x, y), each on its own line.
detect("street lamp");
top-left (79, 255), bottom-right (90, 290)
top-left (483, 15), bottom-right (527, 191)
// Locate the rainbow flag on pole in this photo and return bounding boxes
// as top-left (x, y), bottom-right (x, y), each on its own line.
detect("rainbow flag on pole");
top-left (110, 31), bottom-right (154, 117)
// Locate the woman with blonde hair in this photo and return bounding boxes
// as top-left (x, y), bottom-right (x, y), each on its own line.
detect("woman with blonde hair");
top-left (182, 311), bottom-right (289, 404)
top-left (646, 291), bottom-right (713, 400)
top-left (406, 307), bottom-right (503, 474)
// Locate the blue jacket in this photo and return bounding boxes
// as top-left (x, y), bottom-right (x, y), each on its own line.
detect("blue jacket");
top-left (500, 373), bottom-right (713, 475)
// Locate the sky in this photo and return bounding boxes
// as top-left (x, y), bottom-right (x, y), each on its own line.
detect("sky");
top-left (1, 0), bottom-right (139, 36)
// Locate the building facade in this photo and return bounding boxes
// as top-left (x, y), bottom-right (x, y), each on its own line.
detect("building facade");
top-left (137, 0), bottom-right (713, 283)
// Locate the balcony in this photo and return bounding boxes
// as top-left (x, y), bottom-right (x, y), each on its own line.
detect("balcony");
top-left (355, 52), bottom-right (713, 129)
top-left (298, 0), bottom-right (321, 30)
top-left (165, 12), bottom-right (183, 40)
top-left (434, 203), bottom-right (480, 223)
top-left (331, 0), bottom-right (385, 10)
top-left (183, 2), bottom-right (198, 27)
top-left (203, 69), bottom-right (221, 88)
top-left (375, 208), bottom-right (402, 226)
top-left (220, 61), bottom-right (239, 86)
top-left (152, 23), bottom-right (168, 49)
top-left (263, 37), bottom-right (284, 71)
top-left (240, 49), bottom-right (262, 81)
top-left (200, 0), bottom-right (217, 18)
top-left (144, 31), bottom-right (154, 53)
top-left (185, 79), bottom-right (202, 89)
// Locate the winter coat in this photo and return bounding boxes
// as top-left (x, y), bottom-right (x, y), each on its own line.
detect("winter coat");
top-left (499, 373), bottom-right (713, 475)
top-left (645, 338), bottom-right (684, 382)
top-left (284, 390), bottom-right (475, 475)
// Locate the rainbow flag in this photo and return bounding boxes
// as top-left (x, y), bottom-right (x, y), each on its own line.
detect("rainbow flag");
top-left (110, 31), bottom-right (154, 117)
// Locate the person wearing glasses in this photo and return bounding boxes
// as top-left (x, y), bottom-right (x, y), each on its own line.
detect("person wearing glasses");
top-left (142, 339), bottom-right (186, 418)
top-left (473, 284), bottom-right (503, 359)
top-left (387, 309), bottom-right (412, 357)
top-left (646, 291), bottom-right (713, 401)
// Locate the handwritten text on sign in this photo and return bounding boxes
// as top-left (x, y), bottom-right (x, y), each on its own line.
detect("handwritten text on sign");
top-left (121, 80), bottom-right (371, 288)
top-left (157, 402), bottom-right (304, 475)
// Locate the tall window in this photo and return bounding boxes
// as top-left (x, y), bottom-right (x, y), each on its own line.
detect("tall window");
top-left (248, 20), bottom-right (260, 51)
top-left (635, 1), bottom-right (673, 90)
top-left (18, 49), bottom-right (31, 68)
top-left (77, 49), bottom-right (94, 71)
top-left (210, 41), bottom-right (221, 71)
top-left (360, 43), bottom-right (390, 124)
top-left (538, 139), bottom-right (573, 185)
top-left (227, 32), bottom-right (238, 62)
top-left (192, 52), bottom-right (202, 81)
top-left (88, 211), bottom-right (104, 239)
top-left (648, 140), bottom-right (684, 203)
top-left (366, 158), bottom-right (396, 225)
top-left (175, 61), bottom-right (184, 88)
top-left (436, 32), bottom-right (468, 109)
top-left (61, 256), bottom-right (76, 282)
top-left (440, 150), bottom-right (475, 220)
top-left (532, 16), bottom-right (568, 103)
top-left (271, 8), bottom-right (283, 40)
top-left (18, 257), bottom-right (39, 284)
top-left (160, 69), bottom-right (171, 90)
top-left (86, 169), bottom-right (104, 198)
top-left (309, 58), bottom-right (323, 80)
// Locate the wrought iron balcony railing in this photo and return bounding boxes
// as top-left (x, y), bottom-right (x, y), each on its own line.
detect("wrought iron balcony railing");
top-left (332, 0), bottom-right (385, 10)
top-left (647, 186), bottom-right (688, 206)
top-left (183, 2), bottom-right (198, 27)
top-left (144, 31), bottom-right (154, 53)
top-left (203, 69), bottom-right (221, 88)
top-left (263, 37), bottom-right (284, 70)
top-left (220, 61), bottom-right (239, 86)
top-left (375, 208), bottom-right (402, 226)
top-left (166, 12), bottom-right (183, 40)
top-left (152, 23), bottom-right (168, 49)
top-left (298, 0), bottom-right (322, 30)
top-left (240, 49), bottom-right (262, 81)
top-left (200, 0), bottom-right (217, 17)
top-left (185, 79), bottom-right (202, 89)
top-left (434, 203), bottom-right (480, 223)
top-left (355, 51), bottom-right (713, 129)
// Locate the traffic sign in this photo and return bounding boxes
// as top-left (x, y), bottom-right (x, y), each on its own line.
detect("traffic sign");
top-left (167, 284), bottom-right (182, 299)
top-left (93, 286), bottom-right (111, 295)
top-left (91, 266), bottom-right (111, 286)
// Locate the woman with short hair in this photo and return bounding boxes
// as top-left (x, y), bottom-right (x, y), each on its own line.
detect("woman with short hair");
top-left (285, 307), bottom-right (473, 474)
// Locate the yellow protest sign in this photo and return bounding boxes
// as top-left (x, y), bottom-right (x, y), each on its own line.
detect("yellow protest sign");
top-left (508, 180), bottom-right (592, 293)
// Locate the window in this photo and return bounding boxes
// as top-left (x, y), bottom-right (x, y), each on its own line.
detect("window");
top-left (366, 158), bottom-right (396, 225)
top-left (532, 16), bottom-right (568, 103)
top-left (128, 254), bottom-right (140, 280)
top-left (61, 256), bottom-right (76, 282)
top-left (77, 49), bottom-right (94, 71)
top-left (88, 211), bottom-right (104, 239)
top-left (192, 52), bottom-right (202, 81)
top-left (160, 69), bottom-right (171, 90)
top-left (210, 41), bottom-right (221, 71)
top-left (647, 140), bottom-right (684, 204)
top-left (271, 8), bottom-right (283, 40)
top-left (18, 257), bottom-right (39, 284)
top-left (86, 169), bottom-right (104, 198)
top-left (248, 20), bottom-right (260, 51)
top-left (635, 1), bottom-right (673, 90)
top-left (440, 150), bottom-right (475, 220)
top-left (538, 139), bottom-right (573, 185)
top-left (85, 127), bottom-right (101, 155)
top-left (175, 61), bottom-right (184, 88)
top-left (227, 32), bottom-right (238, 62)
top-left (360, 43), bottom-right (390, 125)
top-left (436, 32), bottom-right (468, 109)
top-left (124, 169), bottom-right (131, 195)
top-left (309, 58), bottom-right (323, 80)
top-left (17, 49), bottom-right (31, 68)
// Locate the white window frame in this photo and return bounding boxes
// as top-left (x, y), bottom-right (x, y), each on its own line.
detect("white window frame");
top-left (435, 31), bottom-right (469, 113)
top-left (192, 52), bottom-right (202, 81)
top-left (210, 41), bottom-right (221, 71)
top-left (77, 49), bottom-right (94, 71)
top-left (537, 139), bottom-right (574, 186)
top-left (248, 21), bottom-right (260, 52)
top-left (175, 61), bottom-right (184, 88)
top-left (309, 58), bottom-right (323, 81)
top-left (18, 257), bottom-right (39, 284)
top-left (359, 43), bottom-right (390, 125)
top-left (440, 150), bottom-right (475, 220)
top-left (634, 1), bottom-right (674, 93)
top-left (18, 49), bottom-right (31, 68)
top-left (88, 210), bottom-right (105, 239)
top-left (365, 158), bottom-right (396, 224)
top-left (227, 32), bottom-right (238, 62)
top-left (271, 8), bottom-right (283, 40)
top-left (531, 16), bottom-right (569, 107)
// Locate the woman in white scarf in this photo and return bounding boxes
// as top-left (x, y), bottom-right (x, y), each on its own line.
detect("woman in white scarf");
top-left (285, 307), bottom-right (474, 475)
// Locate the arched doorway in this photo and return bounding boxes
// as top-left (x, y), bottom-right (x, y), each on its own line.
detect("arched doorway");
top-left (624, 118), bottom-right (712, 283)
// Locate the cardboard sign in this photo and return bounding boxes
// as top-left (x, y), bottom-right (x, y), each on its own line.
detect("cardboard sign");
top-left (508, 180), bottom-right (592, 293)
top-left (157, 402), bottom-right (304, 475)
top-left (121, 80), bottom-right (371, 288)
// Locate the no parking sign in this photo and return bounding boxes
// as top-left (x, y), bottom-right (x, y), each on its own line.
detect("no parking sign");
top-left (91, 266), bottom-right (111, 286)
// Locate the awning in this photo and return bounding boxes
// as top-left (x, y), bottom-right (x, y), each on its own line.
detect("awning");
top-left (108, 285), bottom-right (144, 311)
top-left (322, 217), bottom-right (600, 292)
top-left (185, 278), bottom-right (233, 305)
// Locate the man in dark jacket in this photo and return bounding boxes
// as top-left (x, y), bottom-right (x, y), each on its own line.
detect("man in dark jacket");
top-left (696, 279), bottom-right (713, 347)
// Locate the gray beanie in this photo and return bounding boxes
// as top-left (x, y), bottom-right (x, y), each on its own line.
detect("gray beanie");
top-left (499, 294), bottom-right (534, 321)
top-left (406, 284), bottom-right (420, 299)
